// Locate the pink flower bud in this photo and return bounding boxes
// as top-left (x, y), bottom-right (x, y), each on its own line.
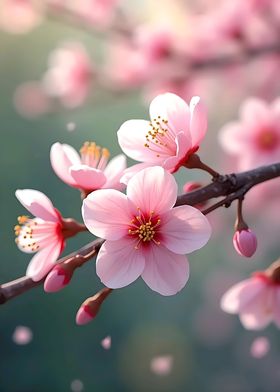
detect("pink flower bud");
top-left (76, 305), bottom-right (95, 326)
top-left (75, 287), bottom-right (112, 326)
top-left (183, 181), bottom-right (202, 193)
top-left (44, 264), bottom-right (72, 293)
top-left (233, 229), bottom-right (257, 258)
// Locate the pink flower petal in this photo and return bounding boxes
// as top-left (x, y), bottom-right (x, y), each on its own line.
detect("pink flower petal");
top-left (149, 92), bottom-right (190, 137)
top-left (96, 239), bottom-right (145, 289)
top-left (118, 119), bottom-right (164, 163)
top-left (120, 162), bottom-right (157, 185)
top-left (12, 326), bottom-right (33, 345)
top-left (220, 278), bottom-right (267, 314)
top-left (126, 166), bottom-right (177, 215)
top-left (103, 154), bottom-right (127, 190)
top-left (50, 142), bottom-right (81, 187)
top-left (150, 355), bottom-right (173, 375)
top-left (240, 98), bottom-right (269, 126)
top-left (160, 205), bottom-right (211, 254)
top-left (15, 189), bottom-right (59, 222)
top-left (163, 132), bottom-right (192, 171)
top-left (141, 245), bottom-right (189, 296)
top-left (219, 123), bottom-right (250, 154)
top-left (82, 189), bottom-right (132, 240)
top-left (101, 335), bottom-right (111, 350)
top-left (250, 337), bottom-right (270, 358)
top-left (26, 240), bottom-right (63, 281)
top-left (189, 96), bottom-right (207, 147)
top-left (70, 165), bottom-right (106, 190)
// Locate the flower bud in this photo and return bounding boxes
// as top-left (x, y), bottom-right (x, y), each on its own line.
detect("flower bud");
top-left (76, 288), bottom-right (112, 326)
top-left (233, 229), bottom-right (257, 258)
top-left (183, 181), bottom-right (206, 210)
top-left (44, 264), bottom-right (73, 293)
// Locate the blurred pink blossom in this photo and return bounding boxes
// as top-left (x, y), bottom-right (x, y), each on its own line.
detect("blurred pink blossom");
top-left (15, 189), bottom-right (65, 281)
top-left (82, 166), bottom-right (211, 296)
top-left (221, 273), bottom-right (280, 330)
top-left (101, 335), bottom-right (111, 350)
top-left (0, 0), bottom-right (43, 34)
top-left (219, 97), bottom-right (280, 170)
top-left (250, 336), bottom-right (270, 358)
top-left (150, 355), bottom-right (173, 376)
top-left (43, 42), bottom-right (93, 108)
top-left (118, 93), bottom-right (208, 182)
top-left (12, 326), bottom-right (33, 345)
top-left (50, 142), bottom-right (126, 193)
top-left (13, 81), bottom-right (50, 118)
top-left (71, 0), bottom-right (120, 29)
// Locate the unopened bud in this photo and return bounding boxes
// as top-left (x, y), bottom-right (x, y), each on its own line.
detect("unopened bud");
top-left (183, 181), bottom-right (206, 209)
top-left (233, 229), bottom-right (257, 258)
top-left (183, 181), bottom-right (202, 193)
top-left (76, 288), bottom-right (112, 326)
top-left (44, 264), bottom-right (73, 293)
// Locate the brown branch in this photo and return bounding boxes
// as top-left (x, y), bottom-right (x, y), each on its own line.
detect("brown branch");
top-left (0, 238), bottom-right (104, 305)
top-left (1, 162), bottom-right (280, 305)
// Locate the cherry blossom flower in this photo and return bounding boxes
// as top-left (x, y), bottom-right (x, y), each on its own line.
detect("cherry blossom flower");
top-left (117, 93), bottom-right (207, 182)
top-left (219, 98), bottom-right (280, 171)
top-left (42, 42), bottom-right (93, 108)
top-left (50, 142), bottom-right (126, 194)
top-left (221, 272), bottom-right (280, 330)
top-left (14, 189), bottom-right (65, 281)
top-left (82, 166), bottom-right (211, 296)
top-left (0, 0), bottom-right (43, 34)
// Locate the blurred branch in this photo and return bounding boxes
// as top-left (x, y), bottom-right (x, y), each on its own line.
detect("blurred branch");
top-left (1, 161), bottom-right (280, 305)
top-left (188, 42), bottom-right (280, 71)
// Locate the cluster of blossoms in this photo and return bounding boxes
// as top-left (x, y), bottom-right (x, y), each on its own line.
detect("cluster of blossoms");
top-left (11, 91), bottom-right (280, 332)
top-left (3, 0), bottom-right (280, 117)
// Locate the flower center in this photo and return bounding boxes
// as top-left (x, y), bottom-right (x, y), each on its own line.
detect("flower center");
top-left (144, 116), bottom-right (175, 158)
top-left (256, 129), bottom-right (278, 151)
top-left (128, 209), bottom-right (161, 249)
top-left (80, 141), bottom-right (110, 170)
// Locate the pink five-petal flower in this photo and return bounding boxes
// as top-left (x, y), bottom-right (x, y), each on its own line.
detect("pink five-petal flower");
top-left (50, 142), bottom-right (126, 193)
top-left (219, 97), bottom-right (280, 171)
top-left (82, 166), bottom-right (211, 296)
top-left (221, 273), bottom-right (280, 330)
top-left (15, 189), bottom-right (65, 281)
top-left (117, 93), bottom-right (207, 182)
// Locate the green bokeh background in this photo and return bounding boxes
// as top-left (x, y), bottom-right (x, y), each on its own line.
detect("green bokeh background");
top-left (1, 17), bottom-right (280, 392)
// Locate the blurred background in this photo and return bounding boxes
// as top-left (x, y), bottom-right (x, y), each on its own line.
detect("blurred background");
top-left (1, 0), bottom-right (280, 391)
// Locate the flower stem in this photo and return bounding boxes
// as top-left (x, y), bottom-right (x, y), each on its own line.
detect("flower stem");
top-left (184, 154), bottom-right (220, 178)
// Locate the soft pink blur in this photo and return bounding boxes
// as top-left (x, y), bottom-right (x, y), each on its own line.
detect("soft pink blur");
top-left (150, 355), bottom-right (173, 376)
top-left (12, 325), bottom-right (33, 345)
top-left (43, 42), bottom-right (93, 108)
top-left (0, 0), bottom-right (43, 34)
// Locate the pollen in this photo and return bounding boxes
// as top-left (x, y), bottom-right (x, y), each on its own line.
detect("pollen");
top-left (144, 116), bottom-right (173, 157)
top-left (128, 209), bottom-right (161, 249)
top-left (80, 141), bottom-right (110, 170)
top-left (14, 217), bottom-right (40, 252)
